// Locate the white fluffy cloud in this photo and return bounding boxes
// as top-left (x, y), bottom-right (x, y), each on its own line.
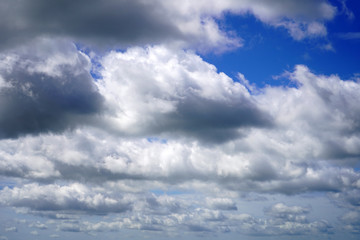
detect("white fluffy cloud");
top-left (96, 45), bottom-right (271, 141)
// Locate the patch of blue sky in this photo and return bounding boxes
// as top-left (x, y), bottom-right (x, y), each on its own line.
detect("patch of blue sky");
top-left (203, 3), bottom-right (360, 88)
top-left (150, 189), bottom-right (191, 196)
top-left (0, 179), bottom-right (17, 190)
top-left (354, 163), bottom-right (360, 172)
top-left (204, 14), bottom-right (310, 87)
top-left (75, 43), bottom-right (103, 80)
top-left (146, 137), bottom-right (168, 144)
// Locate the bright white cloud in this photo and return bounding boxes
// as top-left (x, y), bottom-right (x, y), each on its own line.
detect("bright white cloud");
top-left (96, 45), bottom-right (271, 141)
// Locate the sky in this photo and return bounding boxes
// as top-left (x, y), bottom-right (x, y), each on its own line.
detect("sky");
top-left (0, 0), bottom-right (360, 239)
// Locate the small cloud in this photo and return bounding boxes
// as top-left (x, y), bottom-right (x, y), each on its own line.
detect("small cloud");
top-left (338, 32), bottom-right (360, 40)
top-left (320, 43), bottom-right (335, 52)
top-left (4, 227), bottom-right (17, 232)
top-left (340, 0), bottom-right (355, 20)
top-left (29, 222), bottom-right (48, 230)
top-left (303, 52), bottom-right (311, 60)
top-left (206, 197), bottom-right (238, 211)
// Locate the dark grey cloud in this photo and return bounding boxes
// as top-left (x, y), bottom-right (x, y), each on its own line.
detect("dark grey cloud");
top-left (134, 92), bottom-right (273, 144)
top-left (164, 93), bottom-right (272, 143)
top-left (0, 38), bottom-right (103, 139)
top-left (0, 0), bottom-right (180, 50)
top-left (0, 0), bottom-right (243, 53)
top-left (0, 0), bottom-right (335, 53)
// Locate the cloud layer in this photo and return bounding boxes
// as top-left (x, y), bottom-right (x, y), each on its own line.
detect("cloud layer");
top-left (0, 0), bottom-right (336, 52)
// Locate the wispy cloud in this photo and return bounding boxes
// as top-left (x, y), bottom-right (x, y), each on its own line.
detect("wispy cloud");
top-left (338, 32), bottom-right (360, 40)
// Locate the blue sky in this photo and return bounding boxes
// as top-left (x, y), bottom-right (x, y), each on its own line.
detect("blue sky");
top-left (1, 0), bottom-right (360, 240)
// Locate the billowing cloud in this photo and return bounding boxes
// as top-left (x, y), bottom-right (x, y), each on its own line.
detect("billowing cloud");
top-left (97, 45), bottom-right (272, 142)
top-left (256, 65), bottom-right (360, 162)
top-left (0, 41), bottom-right (272, 141)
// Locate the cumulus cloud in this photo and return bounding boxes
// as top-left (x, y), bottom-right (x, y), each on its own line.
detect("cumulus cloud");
top-left (97, 45), bottom-right (272, 142)
top-left (0, 41), bottom-right (272, 141)
top-left (256, 65), bottom-right (360, 163)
